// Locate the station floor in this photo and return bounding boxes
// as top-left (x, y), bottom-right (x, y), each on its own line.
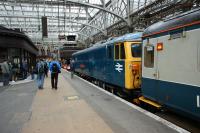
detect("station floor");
top-left (0, 70), bottom-right (189, 133)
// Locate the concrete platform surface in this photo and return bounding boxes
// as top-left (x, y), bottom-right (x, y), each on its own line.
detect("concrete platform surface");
top-left (22, 73), bottom-right (113, 133)
top-left (0, 82), bottom-right (37, 133)
top-left (0, 71), bottom-right (189, 133)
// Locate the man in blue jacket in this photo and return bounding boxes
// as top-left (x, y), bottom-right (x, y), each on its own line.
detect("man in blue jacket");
top-left (49, 58), bottom-right (61, 90)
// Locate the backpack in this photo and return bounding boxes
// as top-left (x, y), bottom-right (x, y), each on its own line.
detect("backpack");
top-left (12, 63), bottom-right (18, 69)
top-left (44, 62), bottom-right (48, 72)
top-left (38, 62), bottom-right (44, 74)
top-left (52, 63), bottom-right (59, 73)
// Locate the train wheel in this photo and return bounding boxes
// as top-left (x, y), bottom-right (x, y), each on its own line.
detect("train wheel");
top-left (111, 88), bottom-right (114, 94)
top-left (102, 83), bottom-right (106, 90)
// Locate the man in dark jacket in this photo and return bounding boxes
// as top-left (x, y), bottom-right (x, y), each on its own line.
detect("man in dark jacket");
top-left (49, 58), bottom-right (61, 90)
top-left (22, 60), bottom-right (28, 79)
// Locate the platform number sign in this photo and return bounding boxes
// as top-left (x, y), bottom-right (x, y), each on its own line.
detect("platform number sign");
top-left (115, 63), bottom-right (123, 73)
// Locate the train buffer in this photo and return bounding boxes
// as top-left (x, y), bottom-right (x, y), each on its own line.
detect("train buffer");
top-left (0, 70), bottom-right (189, 133)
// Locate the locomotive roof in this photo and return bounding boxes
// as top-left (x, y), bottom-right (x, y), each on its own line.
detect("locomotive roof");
top-left (110, 32), bottom-right (142, 43)
top-left (143, 8), bottom-right (200, 37)
top-left (73, 32), bottom-right (142, 56)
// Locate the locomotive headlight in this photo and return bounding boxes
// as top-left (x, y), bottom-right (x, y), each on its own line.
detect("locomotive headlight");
top-left (157, 42), bottom-right (163, 51)
top-left (132, 64), bottom-right (139, 70)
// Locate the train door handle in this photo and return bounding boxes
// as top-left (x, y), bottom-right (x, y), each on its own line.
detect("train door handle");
top-left (153, 73), bottom-right (157, 77)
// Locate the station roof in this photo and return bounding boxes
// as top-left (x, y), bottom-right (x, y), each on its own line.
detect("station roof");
top-left (0, 0), bottom-right (155, 45)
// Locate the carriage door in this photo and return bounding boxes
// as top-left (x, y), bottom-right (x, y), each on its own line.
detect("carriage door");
top-left (142, 39), bottom-right (159, 101)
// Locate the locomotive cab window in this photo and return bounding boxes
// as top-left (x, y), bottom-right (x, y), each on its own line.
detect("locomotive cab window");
top-left (115, 44), bottom-right (120, 59)
top-left (120, 43), bottom-right (125, 59)
top-left (144, 45), bottom-right (154, 68)
top-left (131, 43), bottom-right (141, 57)
top-left (115, 43), bottom-right (125, 60)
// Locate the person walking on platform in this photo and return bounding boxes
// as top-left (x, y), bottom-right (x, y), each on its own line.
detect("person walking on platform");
top-left (70, 59), bottom-right (75, 79)
top-left (49, 58), bottom-right (61, 90)
top-left (36, 59), bottom-right (45, 89)
top-left (11, 62), bottom-right (19, 82)
top-left (22, 60), bottom-right (28, 79)
top-left (44, 61), bottom-right (49, 78)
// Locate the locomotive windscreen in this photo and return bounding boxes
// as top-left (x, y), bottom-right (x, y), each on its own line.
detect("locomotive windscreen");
top-left (131, 43), bottom-right (141, 57)
top-left (67, 35), bottom-right (76, 41)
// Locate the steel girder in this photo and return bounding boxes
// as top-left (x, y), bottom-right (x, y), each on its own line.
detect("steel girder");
top-left (80, 0), bottom-right (129, 41)
top-left (87, 0), bottom-right (199, 44)
top-left (69, 20), bottom-right (107, 35)
top-left (13, 0), bottom-right (128, 24)
top-left (65, 0), bottom-right (129, 24)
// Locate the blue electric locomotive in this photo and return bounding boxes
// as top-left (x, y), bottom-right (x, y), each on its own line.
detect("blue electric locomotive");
top-left (72, 33), bottom-right (143, 96)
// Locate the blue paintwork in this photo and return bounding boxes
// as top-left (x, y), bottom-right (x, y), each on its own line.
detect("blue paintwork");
top-left (142, 78), bottom-right (200, 120)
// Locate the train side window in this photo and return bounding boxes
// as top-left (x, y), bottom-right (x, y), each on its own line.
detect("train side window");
top-left (115, 44), bottom-right (120, 60)
top-left (107, 45), bottom-right (112, 59)
top-left (120, 43), bottom-right (125, 59)
top-left (144, 45), bottom-right (154, 68)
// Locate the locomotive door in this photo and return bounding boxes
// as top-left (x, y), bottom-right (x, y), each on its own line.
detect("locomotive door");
top-left (142, 39), bottom-right (159, 101)
top-left (105, 45), bottom-right (113, 82)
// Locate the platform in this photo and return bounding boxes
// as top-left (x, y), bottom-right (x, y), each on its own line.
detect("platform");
top-left (0, 70), bottom-right (189, 133)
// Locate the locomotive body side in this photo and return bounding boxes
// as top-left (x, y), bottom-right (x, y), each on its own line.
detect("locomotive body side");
top-left (142, 8), bottom-right (200, 120)
top-left (72, 43), bottom-right (125, 88)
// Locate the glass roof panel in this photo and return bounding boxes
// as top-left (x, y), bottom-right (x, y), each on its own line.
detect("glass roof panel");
top-left (88, 0), bottom-right (102, 5)
top-left (0, 0), bottom-right (158, 44)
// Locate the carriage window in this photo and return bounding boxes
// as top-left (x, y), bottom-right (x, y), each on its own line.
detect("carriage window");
top-left (115, 44), bottom-right (119, 59)
top-left (144, 45), bottom-right (154, 68)
top-left (120, 43), bottom-right (125, 59)
top-left (131, 43), bottom-right (141, 57)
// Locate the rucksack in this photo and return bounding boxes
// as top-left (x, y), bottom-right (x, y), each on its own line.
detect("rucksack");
top-left (52, 63), bottom-right (58, 73)
top-left (12, 63), bottom-right (18, 69)
top-left (44, 62), bottom-right (48, 72)
top-left (38, 62), bottom-right (44, 74)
